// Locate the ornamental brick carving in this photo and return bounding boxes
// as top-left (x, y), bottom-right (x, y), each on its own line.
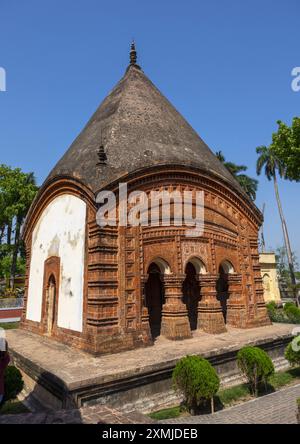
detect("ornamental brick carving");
top-left (20, 168), bottom-right (271, 355)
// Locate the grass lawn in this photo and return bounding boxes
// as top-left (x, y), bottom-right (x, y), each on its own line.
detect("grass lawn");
top-left (148, 367), bottom-right (300, 420)
top-left (149, 406), bottom-right (183, 421)
top-left (0, 399), bottom-right (29, 415)
top-left (217, 383), bottom-right (251, 406)
top-left (0, 322), bottom-right (19, 330)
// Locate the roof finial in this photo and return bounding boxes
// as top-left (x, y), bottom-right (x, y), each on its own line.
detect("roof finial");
top-left (130, 40), bottom-right (137, 65)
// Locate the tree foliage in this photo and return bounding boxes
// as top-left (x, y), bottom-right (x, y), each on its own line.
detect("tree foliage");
top-left (215, 151), bottom-right (258, 200)
top-left (237, 346), bottom-right (274, 396)
top-left (172, 355), bottom-right (220, 414)
top-left (275, 246), bottom-right (299, 281)
top-left (256, 145), bottom-right (285, 180)
top-left (271, 117), bottom-right (300, 181)
top-left (275, 246), bottom-right (300, 301)
top-left (0, 164), bottom-right (38, 290)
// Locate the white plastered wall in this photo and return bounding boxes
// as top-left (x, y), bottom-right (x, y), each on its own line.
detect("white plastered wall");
top-left (26, 194), bottom-right (86, 332)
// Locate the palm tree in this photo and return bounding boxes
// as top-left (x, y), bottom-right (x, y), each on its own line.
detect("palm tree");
top-left (256, 145), bottom-right (298, 305)
top-left (216, 151), bottom-right (258, 200)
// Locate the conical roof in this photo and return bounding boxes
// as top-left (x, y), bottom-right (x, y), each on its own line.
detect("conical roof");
top-left (46, 56), bottom-right (246, 196)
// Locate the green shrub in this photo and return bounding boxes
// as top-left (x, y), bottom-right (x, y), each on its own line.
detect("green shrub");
top-left (267, 304), bottom-right (300, 324)
top-left (283, 302), bottom-right (296, 311)
top-left (267, 309), bottom-right (286, 323)
top-left (4, 366), bottom-right (24, 401)
top-left (284, 303), bottom-right (300, 323)
top-left (285, 337), bottom-right (300, 367)
top-left (266, 301), bottom-right (277, 312)
top-left (237, 346), bottom-right (274, 396)
top-left (172, 355), bottom-right (220, 414)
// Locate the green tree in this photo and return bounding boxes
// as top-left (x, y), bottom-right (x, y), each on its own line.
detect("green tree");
top-left (275, 246), bottom-right (300, 283)
top-left (271, 118), bottom-right (300, 181)
top-left (0, 165), bottom-right (38, 290)
top-left (256, 147), bottom-right (298, 306)
top-left (216, 151), bottom-right (258, 200)
top-left (172, 355), bottom-right (220, 414)
top-left (237, 346), bottom-right (274, 396)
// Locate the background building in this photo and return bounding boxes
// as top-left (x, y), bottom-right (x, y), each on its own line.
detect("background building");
top-left (259, 252), bottom-right (281, 303)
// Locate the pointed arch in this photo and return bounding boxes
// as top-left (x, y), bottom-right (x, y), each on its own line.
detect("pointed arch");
top-left (219, 259), bottom-right (235, 274)
top-left (147, 257), bottom-right (171, 275)
top-left (185, 256), bottom-right (207, 275)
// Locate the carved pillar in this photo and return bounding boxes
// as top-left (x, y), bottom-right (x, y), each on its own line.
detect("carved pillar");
top-left (161, 274), bottom-right (192, 340)
top-left (226, 273), bottom-right (247, 328)
top-left (198, 274), bottom-right (227, 334)
top-left (140, 274), bottom-right (152, 341)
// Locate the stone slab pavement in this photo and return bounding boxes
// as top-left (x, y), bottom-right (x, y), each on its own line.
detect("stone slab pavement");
top-left (162, 383), bottom-right (300, 424)
top-left (5, 323), bottom-right (295, 392)
top-left (0, 404), bottom-right (155, 424)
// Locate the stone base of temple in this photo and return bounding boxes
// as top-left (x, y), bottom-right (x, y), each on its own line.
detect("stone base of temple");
top-left (7, 324), bottom-right (295, 413)
top-left (198, 302), bottom-right (227, 334)
top-left (20, 319), bottom-right (154, 355)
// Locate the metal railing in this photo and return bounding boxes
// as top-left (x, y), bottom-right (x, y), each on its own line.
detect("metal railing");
top-left (0, 298), bottom-right (24, 309)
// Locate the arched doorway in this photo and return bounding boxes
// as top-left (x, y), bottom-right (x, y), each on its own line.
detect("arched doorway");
top-left (46, 274), bottom-right (57, 335)
top-left (216, 260), bottom-right (234, 323)
top-left (145, 262), bottom-right (166, 339)
top-left (182, 262), bottom-right (200, 330)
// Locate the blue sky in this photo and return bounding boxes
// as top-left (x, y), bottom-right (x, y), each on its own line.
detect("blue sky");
top-left (0, 0), bottom-right (299, 261)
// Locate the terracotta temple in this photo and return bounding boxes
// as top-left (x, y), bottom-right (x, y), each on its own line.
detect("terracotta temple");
top-left (21, 44), bottom-right (270, 355)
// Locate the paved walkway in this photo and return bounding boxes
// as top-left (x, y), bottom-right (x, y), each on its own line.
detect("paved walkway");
top-left (162, 384), bottom-right (300, 424)
top-left (0, 404), bottom-right (155, 424)
top-left (6, 324), bottom-right (294, 391)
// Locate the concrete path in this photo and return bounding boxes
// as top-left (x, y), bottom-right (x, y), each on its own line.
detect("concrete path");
top-left (0, 404), bottom-right (154, 424)
top-left (162, 384), bottom-right (300, 424)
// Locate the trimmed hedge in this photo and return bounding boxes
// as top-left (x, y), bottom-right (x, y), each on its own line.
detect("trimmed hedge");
top-left (172, 355), bottom-right (220, 414)
top-left (285, 337), bottom-right (300, 367)
top-left (237, 346), bottom-right (274, 396)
